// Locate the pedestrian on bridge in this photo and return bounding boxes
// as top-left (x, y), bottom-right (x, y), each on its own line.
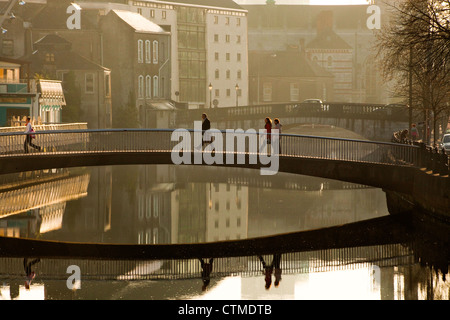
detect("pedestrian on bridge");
top-left (411, 124), bottom-right (419, 142)
top-left (274, 118), bottom-right (282, 154)
top-left (263, 117), bottom-right (272, 154)
top-left (202, 113), bottom-right (211, 147)
top-left (24, 117), bottom-right (41, 153)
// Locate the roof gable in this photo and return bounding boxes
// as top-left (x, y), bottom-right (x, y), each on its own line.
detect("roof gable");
top-left (111, 10), bottom-right (168, 34)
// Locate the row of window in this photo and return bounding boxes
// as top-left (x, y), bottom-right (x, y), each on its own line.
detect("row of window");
top-left (211, 88), bottom-right (242, 98)
top-left (138, 75), bottom-right (159, 99)
top-left (137, 40), bottom-right (159, 64)
top-left (213, 34), bottom-right (241, 43)
top-left (215, 52), bottom-right (242, 62)
top-left (214, 217), bottom-right (242, 229)
top-left (213, 15), bottom-right (241, 26)
top-left (262, 82), bottom-right (301, 102)
top-left (214, 69), bottom-right (242, 80)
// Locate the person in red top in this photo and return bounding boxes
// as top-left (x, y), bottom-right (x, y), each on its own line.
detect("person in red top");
top-left (264, 117), bottom-right (272, 142)
top-left (263, 117), bottom-right (272, 154)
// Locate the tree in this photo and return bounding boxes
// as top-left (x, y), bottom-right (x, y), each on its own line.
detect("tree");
top-left (112, 91), bottom-right (140, 128)
top-left (375, 0), bottom-right (450, 145)
top-left (61, 71), bottom-right (82, 123)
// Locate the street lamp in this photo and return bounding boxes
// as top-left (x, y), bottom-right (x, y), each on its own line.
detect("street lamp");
top-left (208, 83), bottom-right (213, 108)
top-left (235, 83), bottom-right (239, 108)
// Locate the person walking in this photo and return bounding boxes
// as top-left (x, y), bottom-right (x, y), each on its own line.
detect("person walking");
top-left (411, 123), bottom-right (419, 142)
top-left (263, 117), bottom-right (272, 155)
top-left (24, 117), bottom-right (41, 153)
top-left (273, 118), bottom-right (282, 154)
top-left (199, 258), bottom-right (214, 291)
top-left (202, 113), bottom-right (211, 147)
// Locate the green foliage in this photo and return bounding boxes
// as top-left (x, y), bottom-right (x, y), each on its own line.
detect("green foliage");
top-left (112, 91), bottom-right (140, 128)
top-left (61, 71), bottom-right (83, 123)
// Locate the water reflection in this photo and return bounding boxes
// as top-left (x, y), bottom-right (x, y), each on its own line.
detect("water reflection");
top-left (0, 239), bottom-right (448, 300)
top-left (0, 164), bottom-right (448, 300)
top-left (0, 165), bottom-right (389, 244)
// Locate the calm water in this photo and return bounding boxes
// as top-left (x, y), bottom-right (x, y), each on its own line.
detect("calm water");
top-left (0, 165), bottom-right (448, 300)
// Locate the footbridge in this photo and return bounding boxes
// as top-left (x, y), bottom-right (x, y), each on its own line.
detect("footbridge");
top-left (175, 102), bottom-right (413, 141)
top-left (0, 129), bottom-right (448, 218)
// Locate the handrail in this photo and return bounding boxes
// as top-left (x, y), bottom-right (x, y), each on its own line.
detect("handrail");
top-left (0, 128), bottom-right (422, 148)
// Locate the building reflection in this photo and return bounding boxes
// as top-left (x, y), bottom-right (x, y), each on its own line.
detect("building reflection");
top-left (0, 169), bottom-right (90, 239)
top-left (0, 165), bottom-right (447, 300)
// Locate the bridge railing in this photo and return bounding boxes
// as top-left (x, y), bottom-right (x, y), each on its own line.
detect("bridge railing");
top-left (0, 129), bottom-right (425, 169)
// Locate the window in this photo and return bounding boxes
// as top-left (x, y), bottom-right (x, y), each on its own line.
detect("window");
top-left (105, 73), bottom-right (111, 97)
top-left (226, 89), bottom-right (231, 97)
top-left (226, 69), bottom-right (230, 79)
top-left (85, 73), bottom-right (94, 93)
top-left (137, 40), bottom-right (144, 63)
top-left (138, 75), bottom-right (144, 98)
top-left (153, 76), bottom-right (159, 97)
top-left (2, 39), bottom-right (13, 56)
top-left (162, 11), bottom-right (166, 19)
top-left (215, 89), bottom-right (219, 97)
top-left (145, 75), bottom-right (151, 98)
top-left (137, 8), bottom-right (142, 15)
top-left (263, 82), bottom-right (272, 102)
top-left (215, 52), bottom-right (219, 61)
top-left (327, 56), bottom-right (333, 67)
top-left (214, 34), bottom-right (219, 42)
top-left (150, 9), bottom-right (155, 18)
top-left (237, 53), bottom-right (241, 62)
top-left (237, 70), bottom-right (241, 80)
top-left (145, 40), bottom-right (151, 63)
top-left (236, 35), bottom-right (241, 44)
top-left (45, 53), bottom-right (55, 62)
top-left (215, 69), bottom-right (219, 79)
top-left (225, 34), bottom-right (230, 43)
top-left (226, 53), bottom-right (230, 61)
top-left (237, 18), bottom-right (241, 26)
top-left (214, 16), bottom-right (218, 24)
top-left (225, 17), bottom-right (230, 25)
top-left (153, 40), bottom-right (159, 64)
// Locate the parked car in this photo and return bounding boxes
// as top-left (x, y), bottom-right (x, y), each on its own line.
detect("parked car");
top-left (441, 134), bottom-right (450, 153)
top-left (293, 99), bottom-right (324, 113)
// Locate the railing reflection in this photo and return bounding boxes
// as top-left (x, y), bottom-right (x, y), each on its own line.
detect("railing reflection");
top-left (0, 243), bottom-right (414, 281)
top-left (0, 173), bottom-right (90, 219)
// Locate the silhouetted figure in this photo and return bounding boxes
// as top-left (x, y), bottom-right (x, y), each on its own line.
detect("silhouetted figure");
top-left (199, 258), bottom-right (214, 291)
top-left (259, 254), bottom-right (283, 289)
top-left (273, 254), bottom-right (282, 287)
top-left (23, 258), bottom-right (40, 290)
top-left (258, 255), bottom-right (274, 290)
top-left (24, 117), bottom-right (41, 153)
top-left (202, 113), bottom-right (211, 146)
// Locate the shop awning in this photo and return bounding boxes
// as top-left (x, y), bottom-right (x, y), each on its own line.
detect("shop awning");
top-left (38, 80), bottom-right (66, 110)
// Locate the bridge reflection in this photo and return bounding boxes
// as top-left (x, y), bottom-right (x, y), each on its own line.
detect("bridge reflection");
top-left (0, 212), bottom-right (448, 300)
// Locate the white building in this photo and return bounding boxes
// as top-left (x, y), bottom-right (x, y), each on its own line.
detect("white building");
top-left (130, 0), bottom-right (249, 109)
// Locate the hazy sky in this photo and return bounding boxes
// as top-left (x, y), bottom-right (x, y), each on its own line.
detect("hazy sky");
top-left (235, 0), bottom-right (371, 5)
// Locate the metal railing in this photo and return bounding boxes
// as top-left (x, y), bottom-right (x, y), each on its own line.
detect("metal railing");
top-left (0, 129), bottom-right (426, 169)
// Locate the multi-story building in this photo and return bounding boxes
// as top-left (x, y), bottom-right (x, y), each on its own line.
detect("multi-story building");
top-left (100, 9), bottom-right (171, 120)
top-left (130, 0), bottom-right (249, 109)
top-left (0, 57), bottom-right (34, 126)
top-left (240, 1), bottom-right (389, 104)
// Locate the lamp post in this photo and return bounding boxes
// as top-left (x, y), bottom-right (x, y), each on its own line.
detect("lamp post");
top-left (235, 83), bottom-right (239, 108)
top-left (208, 83), bottom-right (212, 108)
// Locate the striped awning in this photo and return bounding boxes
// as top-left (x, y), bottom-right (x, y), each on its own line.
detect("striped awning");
top-left (38, 80), bottom-right (66, 109)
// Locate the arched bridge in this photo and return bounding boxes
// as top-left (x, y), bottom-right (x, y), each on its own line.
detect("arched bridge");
top-left (175, 102), bottom-right (413, 141)
top-left (0, 129), bottom-right (448, 218)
